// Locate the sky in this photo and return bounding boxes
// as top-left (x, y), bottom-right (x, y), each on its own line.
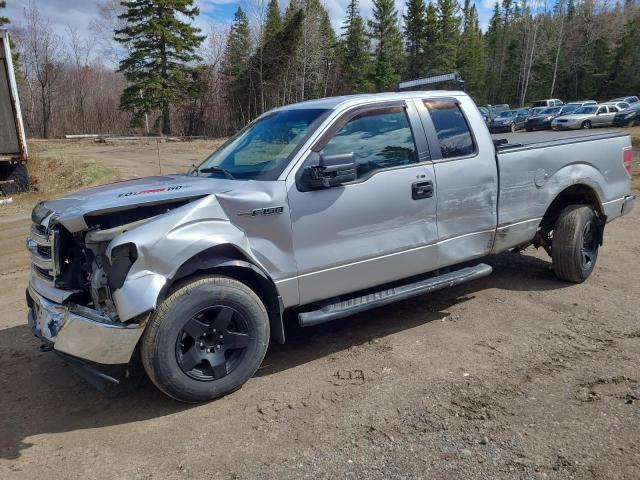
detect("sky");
top-left (2, 0), bottom-right (494, 51)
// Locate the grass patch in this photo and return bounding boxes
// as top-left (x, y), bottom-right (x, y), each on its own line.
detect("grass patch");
top-left (5, 154), bottom-right (121, 207)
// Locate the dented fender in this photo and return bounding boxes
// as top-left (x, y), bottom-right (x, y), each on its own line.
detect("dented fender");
top-left (106, 182), bottom-right (297, 322)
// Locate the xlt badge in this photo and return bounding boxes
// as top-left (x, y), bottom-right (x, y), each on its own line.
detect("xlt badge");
top-left (237, 206), bottom-right (284, 217)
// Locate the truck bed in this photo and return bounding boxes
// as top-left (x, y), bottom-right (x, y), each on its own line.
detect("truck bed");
top-left (492, 129), bottom-right (628, 151)
top-left (491, 129), bottom-right (632, 254)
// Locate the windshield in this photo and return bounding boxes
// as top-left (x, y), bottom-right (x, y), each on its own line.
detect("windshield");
top-left (574, 106), bottom-right (597, 115)
top-left (541, 107), bottom-right (561, 115)
top-left (196, 108), bottom-right (328, 180)
top-left (498, 110), bottom-right (516, 118)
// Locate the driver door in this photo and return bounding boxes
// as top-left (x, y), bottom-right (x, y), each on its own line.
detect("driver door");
top-left (286, 101), bottom-right (439, 305)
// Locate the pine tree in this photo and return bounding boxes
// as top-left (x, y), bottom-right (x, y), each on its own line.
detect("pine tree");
top-left (432, 0), bottom-right (460, 73)
top-left (339, 0), bottom-right (373, 93)
top-left (403, 0), bottom-right (427, 80)
top-left (368, 0), bottom-right (404, 91)
top-left (265, 0), bottom-right (282, 40)
top-left (423, 3), bottom-right (439, 74)
top-left (458, 1), bottom-right (484, 100)
top-left (223, 7), bottom-right (252, 123)
top-left (115, 0), bottom-right (205, 135)
top-left (319, 10), bottom-right (338, 97)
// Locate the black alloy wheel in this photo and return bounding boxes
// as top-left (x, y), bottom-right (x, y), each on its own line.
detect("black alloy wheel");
top-left (580, 220), bottom-right (598, 271)
top-left (175, 305), bottom-right (250, 381)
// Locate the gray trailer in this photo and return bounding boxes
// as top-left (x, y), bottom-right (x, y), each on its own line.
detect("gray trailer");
top-left (0, 29), bottom-right (28, 195)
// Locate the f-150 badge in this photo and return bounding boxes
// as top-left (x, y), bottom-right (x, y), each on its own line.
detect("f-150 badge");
top-left (237, 206), bottom-right (284, 217)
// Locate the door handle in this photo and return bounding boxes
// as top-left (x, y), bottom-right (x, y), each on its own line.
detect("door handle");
top-left (412, 181), bottom-right (433, 200)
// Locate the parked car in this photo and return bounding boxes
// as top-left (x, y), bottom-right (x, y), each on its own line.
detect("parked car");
top-left (478, 106), bottom-right (491, 123)
top-left (560, 101), bottom-right (597, 116)
top-left (529, 107), bottom-right (547, 117)
top-left (488, 108), bottom-right (529, 133)
top-left (603, 101), bottom-right (630, 111)
top-left (525, 106), bottom-right (563, 131)
top-left (552, 104), bottom-right (621, 130)
top-left (25, 91), bottom-right (635, 402)
top-left (613, 102), bottom-right (640, 127)
top-left (480, 104), bottom-right (510, 121)
top-left (609, 96), bottom-right (639, 105)
top-left (532, 99), bottom-right (564, 108)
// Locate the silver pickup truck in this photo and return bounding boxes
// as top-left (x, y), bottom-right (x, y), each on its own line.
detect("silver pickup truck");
top-left (26, 92), bottom-right (635, 402)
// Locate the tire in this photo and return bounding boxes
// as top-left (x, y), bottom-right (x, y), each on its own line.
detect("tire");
top-left (141, 275), bottom-right (270, 403)
top-left (526, 128), bottom-right (532, 132)
top-left (552, 205), bottom-right (600, 283)
top-left (0, 163), bottom-right (29, 195)
top-left (581, 120), bottom-right (591, 129)
top-left (510, 123), bottom-right (516, 133)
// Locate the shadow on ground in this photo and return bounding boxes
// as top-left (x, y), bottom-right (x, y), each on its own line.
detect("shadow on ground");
top-left (0, 250), bottom-right (567, 460)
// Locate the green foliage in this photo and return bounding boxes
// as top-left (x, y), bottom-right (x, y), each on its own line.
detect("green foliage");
top-left (223, 7), bottom-right (252, 124)
top-left (368, 0), bottom-right (404, 91)
top-left (339, 0), bottom-right (373, 93)
top-left (458, 1), bottom-right (485, 101)
top-left (403, 0), bottom-right (427, 80)
top-left (606, 10), bottom-right (640, 97)
top-left (432, 0), bottom-right (461, 73)
top-left (115, 0), bottom-right (205, 134)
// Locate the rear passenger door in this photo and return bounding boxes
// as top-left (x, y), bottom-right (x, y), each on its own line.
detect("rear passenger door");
top-left (414, 97), bottom-right (498, 267)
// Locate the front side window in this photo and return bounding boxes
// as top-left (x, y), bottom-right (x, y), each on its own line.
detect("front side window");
top-left (197, 108), bottom-right (328, 180)
top-left (424, 100), bottom-right (475, 158)
top-left (321, 107), bottom-right (417, 179)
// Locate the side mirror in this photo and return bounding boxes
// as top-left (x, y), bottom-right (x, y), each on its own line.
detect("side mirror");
top-left (303, 152), bottom-right (357, 188)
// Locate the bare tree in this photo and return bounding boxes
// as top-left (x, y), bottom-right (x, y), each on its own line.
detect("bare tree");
top-left (20, 1), bottom-right (64, 138)
top-left (67, 26), bottom-right (93, 133)
top-left (89, 0), bottom-right (127, 68)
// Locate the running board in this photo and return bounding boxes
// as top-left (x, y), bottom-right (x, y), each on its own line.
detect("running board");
top-left (298, 263), bottom-right (493, 327)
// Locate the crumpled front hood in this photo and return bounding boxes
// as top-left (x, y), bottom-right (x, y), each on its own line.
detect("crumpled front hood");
top-left (39, 174), bottom-right (240, 231)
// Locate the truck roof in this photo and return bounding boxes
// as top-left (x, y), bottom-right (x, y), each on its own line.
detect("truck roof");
top-left (273, 90), bottom-right (467, 111)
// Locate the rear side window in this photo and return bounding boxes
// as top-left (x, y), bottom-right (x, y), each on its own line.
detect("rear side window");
top-left (423, 100), bottom-right (475, 158)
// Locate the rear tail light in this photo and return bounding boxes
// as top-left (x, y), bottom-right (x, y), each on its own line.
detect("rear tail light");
top-left (623, 147), bottom-right (633, 176)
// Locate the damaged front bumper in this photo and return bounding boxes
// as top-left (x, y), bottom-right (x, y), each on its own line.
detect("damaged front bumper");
top-left (26, 282), bottom-right (145, 371)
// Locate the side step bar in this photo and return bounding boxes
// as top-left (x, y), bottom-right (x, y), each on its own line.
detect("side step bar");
top-left (298, 263), bottom-right (492, 327)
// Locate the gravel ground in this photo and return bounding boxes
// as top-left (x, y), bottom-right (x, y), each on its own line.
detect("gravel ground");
top-left (0, 135), bottom-right (638, 479)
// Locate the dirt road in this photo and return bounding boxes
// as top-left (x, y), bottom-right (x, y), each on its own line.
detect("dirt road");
top-left (1, 138), bottom-right (639, 479)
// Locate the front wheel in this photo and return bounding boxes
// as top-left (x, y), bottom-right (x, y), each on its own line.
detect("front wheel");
top-left (510, 123), bottom-right (516, 133)
top-left (552, 205), bottom-right (600, 283)
top-left (581, 120), bottom-right (592, 129)
top-left (141, 276), bottom-right (270, 403)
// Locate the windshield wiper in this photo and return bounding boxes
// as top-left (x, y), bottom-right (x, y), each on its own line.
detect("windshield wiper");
top-left (198, 166), bottom-right (236, 180)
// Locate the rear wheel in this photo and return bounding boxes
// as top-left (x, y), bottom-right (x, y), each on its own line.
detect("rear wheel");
top-left (552, 205), bottom-right (600, 283)
top-left (581, 120), bottom-right (592, 129)
top-left (141, 276), bottom-right (270, 403)
top-left (0, 163), bottom-right (29, 195)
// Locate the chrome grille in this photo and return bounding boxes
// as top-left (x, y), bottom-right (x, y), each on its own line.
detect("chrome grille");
top-left (27, 223), bottom-right (59, 283)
